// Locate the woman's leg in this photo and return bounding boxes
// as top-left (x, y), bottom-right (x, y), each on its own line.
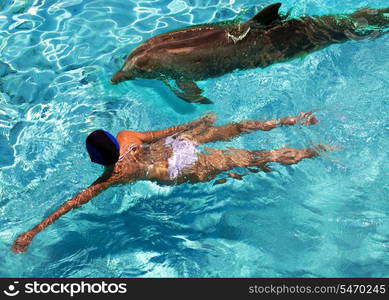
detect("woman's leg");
top-left (192, 111), bottom-right (318, 144)
top-left (187, 145), bottom-right (325, 183)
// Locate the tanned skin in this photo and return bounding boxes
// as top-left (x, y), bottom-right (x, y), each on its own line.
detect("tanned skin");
top-left (12, 111), bottom-right (327, 253)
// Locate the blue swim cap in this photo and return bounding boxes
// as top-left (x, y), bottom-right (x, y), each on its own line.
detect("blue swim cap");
top-left (86, 130), bottom-right (120, 166)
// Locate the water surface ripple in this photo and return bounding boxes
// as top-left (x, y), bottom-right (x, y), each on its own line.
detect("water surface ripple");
top-left (0, 0), bottom-right (388, 277)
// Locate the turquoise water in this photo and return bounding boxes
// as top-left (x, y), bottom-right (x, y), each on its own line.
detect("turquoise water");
top-left (0, 0), bottom-right (388, 277)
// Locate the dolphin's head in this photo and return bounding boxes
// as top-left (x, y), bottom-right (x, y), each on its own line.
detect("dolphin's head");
top-left (110, 70), bottom-right (134, 85)
top-left (111, 48), bottom-right (156, 85)
top-left (110, 70), bottom-right (131, 84)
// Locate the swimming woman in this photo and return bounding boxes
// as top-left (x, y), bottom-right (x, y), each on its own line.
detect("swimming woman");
top-left (12, 111), bottom-right (327, 253)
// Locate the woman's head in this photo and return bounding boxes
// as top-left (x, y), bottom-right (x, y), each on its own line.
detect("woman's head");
top-left (86, 130), bottom-right (120, 166)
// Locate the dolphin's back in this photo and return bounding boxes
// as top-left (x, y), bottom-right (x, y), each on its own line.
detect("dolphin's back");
top-left (130, 26), bottom-right (230, 59)
top-left (149, 28), bottom-right (227, 51)
top-left (125, 24), bottom-right (243, 79)
top-left (266, 8), bottom-right (388, 63)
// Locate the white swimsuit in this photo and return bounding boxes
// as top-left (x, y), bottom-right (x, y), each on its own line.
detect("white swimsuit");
top-left (164, 135), bottom-right (198, 179)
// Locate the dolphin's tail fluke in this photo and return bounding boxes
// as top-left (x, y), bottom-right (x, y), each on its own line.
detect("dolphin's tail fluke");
top-left (350, 7), bottom-right (389, 28)
top-left (347, 7), bottom-right (389, 36)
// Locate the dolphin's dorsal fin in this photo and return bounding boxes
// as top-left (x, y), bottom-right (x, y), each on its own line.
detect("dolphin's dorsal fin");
top-left (249, 2), bottom-right (282, 26)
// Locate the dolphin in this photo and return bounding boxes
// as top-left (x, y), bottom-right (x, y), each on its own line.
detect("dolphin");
top-left (111, 3), bottom-right (388, 104)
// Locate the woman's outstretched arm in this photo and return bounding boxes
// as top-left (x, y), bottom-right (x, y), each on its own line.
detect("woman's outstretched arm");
top-left (137, 113), bottom-right (216, 142)
top-left (11, 174), bottom-right (113, 253)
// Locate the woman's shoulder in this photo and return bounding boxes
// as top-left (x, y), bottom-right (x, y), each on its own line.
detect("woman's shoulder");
top-left (116, 130), bottom-right (143, 146)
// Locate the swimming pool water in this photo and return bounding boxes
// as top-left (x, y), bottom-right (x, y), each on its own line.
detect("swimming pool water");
top-left (0, 0), bottom-right (388, 277)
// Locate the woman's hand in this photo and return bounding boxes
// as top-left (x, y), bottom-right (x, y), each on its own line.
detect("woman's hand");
top-left (11, 232), bottom-right (33, 253)
top-left (190, 113), bottom-right (217, 128)
top-left (280, 111), bottom-right (318, 126)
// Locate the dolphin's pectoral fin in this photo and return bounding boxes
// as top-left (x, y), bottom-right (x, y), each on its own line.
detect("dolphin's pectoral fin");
top-left (249, 2), bottom-right (282, 26)
top-left (166, 80), bottom-right (213, 104)
top-left (176, 80), bottom-right (213, 104)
